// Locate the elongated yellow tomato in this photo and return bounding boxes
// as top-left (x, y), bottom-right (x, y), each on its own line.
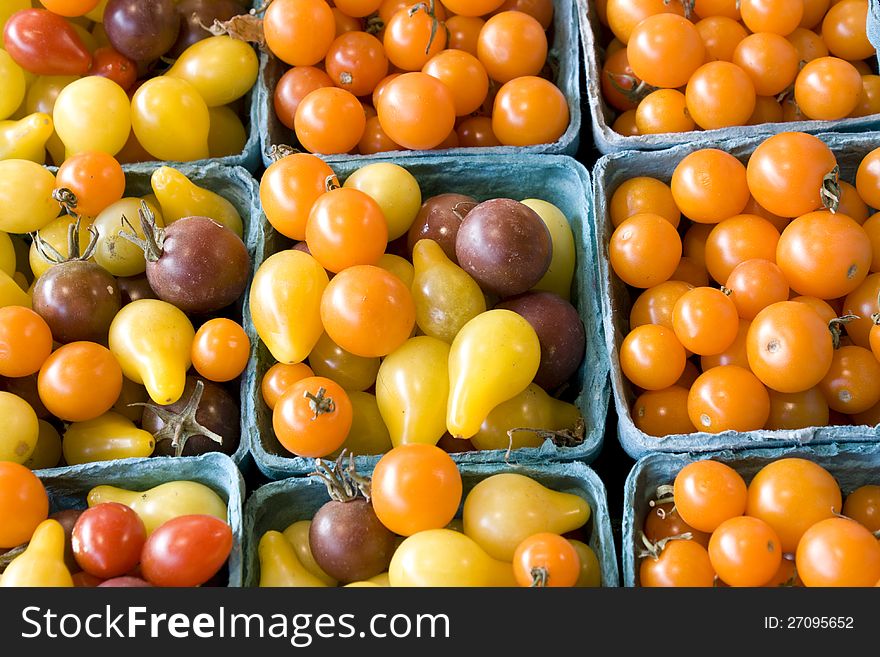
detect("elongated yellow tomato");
top-left (0, 269), bottom-right (32, 309)
top-left (330, 391), bottom-right (393, 457)
top-left (376, 336), bottom-right (450, 447)
top-left (30, 215), bottom-right (95, 279)
top-left (0, 159), bottom-right (59, 233)
top-left (150, 165), bottom-right (243, 236)
top-left (0, 112), bottom-right (52, 162)
top-left (250, 250), bottom-right (329, 364)
top-left (343, 163), bottom-right (422, 240)
top-left (412, 239), bottom-right (486, 343)
top-left (108, 299), bottom-right (195, 405)
top-left (522, 199), bottom-right (576, 300)
top-left (258, 530), bottom-right (329, 587)
top-left (92, 197), bottom-right (164, 277)
top-left (0, 520), bottom-right (73, 587)
top-left (447, 309), bottom-right (540, 439)
top-left (166, 36), bottom-right (259, 107)
top-left (463, 473), bottom-right (591, 561)
top-left (207, 106), bottom-right (247, 158)
top-left (0, 391), bottom-right (38, 464)
top-left (54, 76), bottom-right (130, 156)
top-left (131, 77), bottom-right (210, 162)
top-left (389, 529), bottom-right (516, 587)
top-left (0, 47), bottom-right (26, 120)
top-left (62, 411), bottom-right (155, 465)
top-left (282, 520), bottom-right (338, 586)
top-left (88, 480), bottom-right (227, 535)
top-left (470, 383), bottom-right (582, 451)
top-left (22, 420), bottom-right (62, 470)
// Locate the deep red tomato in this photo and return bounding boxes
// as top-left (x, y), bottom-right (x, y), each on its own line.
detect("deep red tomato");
top-left (88, 47), bottom-right (137, 92)
top-left (140, 515), bottom-right (233, 587)
top-left (71, 502), bottom-right (146, 579)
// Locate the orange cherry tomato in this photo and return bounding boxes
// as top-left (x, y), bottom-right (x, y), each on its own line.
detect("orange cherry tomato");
top-left (709, 516), bottom-right (782, 587)
top-left (477, 11), bottom-right (547, 84)
top-left (0, 306), bottom-right (53, 378)
top-left (376, 72), bottom-right (455, 150)
top-left (383, 4), bottom-right (447, 71)
top-left (260, 153), bottom-right (337, 240)
top-left (725, 259), bottom-right (789, 320)
top-left (609, 213), bottom-right (682, 288)
top-left (740, 0), bottom-right (803, 35)
top-left (264, 0), bottom-right (336, 66)
top-left (627, 14), bottom-right (705, 88)
top-left (821, 0), bottom-right (873, 60)
top-left (794, 56), bottom-right (862, 120)
top-left (607, 0), bottom-right (686, 45)
top-left (491, 0), bottom-right (554, 29)
top-left (632, 386), bottom-right (696, 436)
top-left (635, 89), bottom-right (695, 134)
top-left (843, 273), bottom-right (880, 348)
top-left (682, 223), bottom-right (713, 269)
top-left (765, 387), bottom-right (830, 430)
top-left (672, 287), bottom-right (739, 356)
top-left (643, 502), bottom-right (710, 547)
top-left (358, 115), bottom-right (404, 154)
top-left (620, 324), bottom-right (687, 391)
top-left (688, 365), bottom-right (770, 433)
top-left (673, 459), bottom-right (747, 533)
top-left (445, 15), bottom-right (485, 55)
top-left (274, 66), bottom-right (334, 131)
top-left (856, 147), bottom-right (880, 209)
top-left (513, 533), bottom-right (580, 587)
top-left (610, 177), bottom-right (680, 229)
top-left (334, 0), bottom-right (383, 18)
top-left (273, 376), bottom-right (352, 457)
top-left (492, 76), bottom-right (569, 147)
top-left (55, 151), bottom-right (125, 217)
top-left (842, 485), bottom-right (880, 533)
top-left (796, 517), bottom-right (880, 586)
top-left (0, 461), bottom-right (48, 548)
top-left (671, 149), bottom-right (749, 224)
top-left (325, 32), bottom-right (389, 98)
top-left (422, 49), bottom-right (489, 117)
top-left (819, 345), bottom-right (880, 414)
top-left (685, 61), bottom-right (757, 130)
top-left (700, 318), bottom-right (750, 371)
top-left (630, 281), bottom-right (694, 330)
top-left (837, 181), bottom-right (869, 225)
top-left (705, 214), bottom-right (781, 283)
top-left (37, 342), bottom-right (122, 422)
top-left (732, 32), bottom-right (799, 96)
top-left (752, 95), bottom-right (786, 130)
top-left (640, 538), bottom-right (716, 587)
top-left (261, 362), bottom-right (315, 411)
top-left (295, 87), bottom-right (366, 155)
top-left (787, 27), bottom-right (829, 62)
top-left (456, 116), bottom-right (501, 148)
top-left (696, 16), bottom-right (748, 62)
top-left (191, 318), bottom-right (250, 383)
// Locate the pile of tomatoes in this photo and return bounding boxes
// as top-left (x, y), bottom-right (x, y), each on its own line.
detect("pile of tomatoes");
top-left (255, 153), bottom-right (586, 459)
top-left (258, 446), bottom-right (602, 587)
top-left (0, 461), bottom-right (234, 587)
top-left (0, 152), bottom-right (252, 469)
top-left (639, 456), bottom-right (880, 587)
top-left (266, 0), bottom-right (569, 154)
top-left (608, 131), bottom-right (880, 437)
top-left (0, 0), bottom-right (257, 165)
top-left (596, 0), bottom-right (879, 136)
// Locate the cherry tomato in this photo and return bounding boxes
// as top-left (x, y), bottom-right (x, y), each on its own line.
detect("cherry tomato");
top-left (709, 516), bottom-right (782, 587)
top-left (3, 8), bottom-right (92, 76)
top-left (794, 56), bottom-right (862, 120)
top-left (140, 515), bottom-right (233, 587)
top-left (37, 341), bottom-right (122, 422)
top-left (513, 533), bottom-right (580, 587)
top-left (601, 48), bottom-right (641, 113)
top-left (295, 87), bottom-right (365, 155)
top-left (491, 0), bottom-right (554, 28)
top-left (334, 0), bottom-right (383, 17)
top-left (264, 0), bottom-right (335, 66)
top-left (39, 0), bottom-right (100, 17)
top-left (700, 318), bottom-right (750, 371)
top-left (819, 345), bottom-right (880, 414)
top-left (685, 61), bottom-right (757, 130)
top-left (190, 318), bottom-right (250, 383)
top-left (620, 324), bottom-right (686, 391)
top-left (725, 259), bottom-right (789, 320)
top-left (606, 0), bottom-right (686, 45)
top-left (635, 89), bottom-right (695, 134)
top-left (630, 281), bottom-right (694, 330)
top-left (423, 49), bottom-right (489, 117)
top-left (445, 15), bottom-right (484, 55)
top-left (0, 306), bottom-right (53, 378)
top-left (843, 273), bottom-right (880, 348)
top-left (305, 188), bottom-right (388, 273)
top-left (673, 459), bottom-right (747, 532)
top-left (796, 517), bottom-right (880, 586)
top-left (627, 14), bottom-right (705, 88)
top-left (740, 0), bottom-right (802, 35)
top-left (261, 362), bottom-right (315, 410)
top-left (695, 16), bottom-right (748, 62)
top-left (842, 485), bottom-right (880, 532)
top-left (671, 149), bottom-right (749, 224)
top-left (787, 27), bottom-right (829, 62)
top-left (0, 461), bottom-right (48, 548)
top-left (376, 72), bottom-right (455, 150)
top-left (71, 502), bottom-right (146, 579)
top-left (855, 147), bottom-right (880, 209)
top-left (273, 66), bottom-right (334, 130)
top-left (87, 46), bottom-right (137, 92)
top-left (672, 287), bottom-right (739, 356)
top-left (609, 213), bottom-right (682, 288)
top-left (477, 11), bottom-right (547, 84)
top-left (633, 386), bottom-right (697, 436)
top-left (611, 177), bottom-right (680, 229)
top-left (643, 502), bottom-right (709, 546)
top-left (383, 3), bottom-right (447, 71)
top-left (822, 0), bottom-right (872, 60)
top-left (325, 31), bottom-right (388, 98)
top-left (492, 76), bottom-right (569, 146)
top-left (371, 443), bottom-right (462, 536)
top-left (260, 153), bottom-right (337, 240)
top-left (766, 387), bottom-right (830, 429)
top-left (732, 32), bottom-right (799, 97)
top-left (456, 116), bottom-right (501, 148)
top-left (273, 376), bottom-right (352, 458)
top-left (688, 365), bottom-right (770, 432)
top-left (54, 151), bottom-right (125, 217)
top-left (640, 538), bottom-right (715, 587)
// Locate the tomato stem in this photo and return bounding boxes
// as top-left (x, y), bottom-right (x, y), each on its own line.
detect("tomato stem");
top-left (451, 200), bottom-right (478, 222)
top-left (821, 166), bottom-right (841, 214)
top-left (267, 143), bottom-right (300, 161)
top-left (31, 194), bottom-right (98, 265)
top-left (309, 450), bottom-right (372, 503)
top-left (119, 201), bottom-right (165, 263)
top-left (530, 566), bottom-right (549, 587)
top-left (637, 530), bottom-right (694, 560)
top-left (304, 386), bottom-right (336, 419)
top-left (828, 314), bottom-right (860, 349)
top-left (365, 15), bottom-right (384, 35)
top-left (409, 1), bottom-right (440, 56)
top-left (324, 174), bottom-right (341, 192)
top-left (0, 543), bottom-right (27, 573)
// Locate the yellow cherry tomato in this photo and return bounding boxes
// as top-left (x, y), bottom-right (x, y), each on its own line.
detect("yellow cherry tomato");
top-left (0, 50), bottom-right (26, 121)
top-left (207, 106), bottom-right (247, 158)
top-left (0, 391), bottom-right (38, 464)
top-left (92, 197), bottom-right (164, 277)
top-left (0, 159), bottom-right (59, 233)
top-left (522, 199), bottom-right (576, 300)
top-left (343, 163), bottom-right (422, 240)
top-left (62, 411), bottom-right (155, 465)
top-left (282, 520), bottom-right (337, 586)
top-left (30, 215), bottom-right (95, 279)
top-left (131, 77), bottom-right (209, 162)
top-left (53, 76), bottom-right (130, 157)
top-left (23, 419), bottom-right (62, 470)
top-left (166, 36), bottom-right (258, 107)
top-left (258, 530), bottom-right (328, 587)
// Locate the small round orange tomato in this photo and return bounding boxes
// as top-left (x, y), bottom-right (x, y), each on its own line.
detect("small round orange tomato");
top-left (491, 0), bottom-right (554, 29)
top-left (444, 0), bottom-right (505, 15)
top-left (324, 32), bottom-right (389, 98)
top-left (746, 457), bottom-right (842, 553)
top-left (685, 61), bottom-right (757, 130)
top-left (331, 8), bottom-right (362, 36)
top-left (682, 223), bottom-right (713, 269)
top-left (295, 87), bottom-right (366, 155)
top-left (695, 16), bottom-right (748, 62)
top-left (620, 324), bottom-right (687, 391)
top-left (191, 318), bottom-right (250, 383)
top-left (377, 72), bottom-right (456, 150)
top-left (688, 365), bottom-right (770, 433)
top-left (630, 280), bottom-right (694, 330)
top-left (800, 0), bottom-right (830, 29)
top-left (765, 387), bottom-right (830, 429)
top-left (822, 0), bottom-right (872, 60)
top-left (260, 153), bottom-right (337, 240)
top-left (669, 254), bottom-right (707, 285)
top-left (742, 195), bottom-right (790, 232)
top-left (842, 273), bottom-right (880, 348)
top-left (606, 0), bottom-right (686, 45)
top-left (305, 188), bottom-right (388, 273)
top-left (747, 95), bottom-right (784, 125)
top-left (334, 0), bottom-right (383, 17)
top-left (747, 301), bottom-right (834, 393)
top-left (796, 517), bottom-right (880, 586)
top-left (856, 147), bottom-right (880, 209)
top-left (273, 376), bottom-right (352, 457)
top-left (383, 4), bottom-right (448, 71)
top-left (264, 0), bottom-right (336, 66)
top-left (612, 109), bottom-right (640, 136)
top-left (837, 181), bottom-right (869, 225)
top-left (371, 443), bottom-right (462, 536)
top-left (700, 318), bottom-right (750, 370)
top-left (0, 461), bottom-right (48, 548)
top-left (601, 49), bottom-right (641, 113)
top-left (746, 132), bottom-right (838, 218)
top-left (672, 287), bottom-right (739, 356)
top-left (709, 516), bottom-right (782, 587)
top-left (261, 362), bottom-right (315, 410)
top-left (320, 265), bottom-right (416, 358)
top-left (787, 26), bottom-right (830, 62)
top-left (610, 177), bottom-right (680, 229)
top-left (640, 538), bottom-right (716, 587)
top-left (37, 342), bottom-right (122, 423)
top-left (671, 149), bottom-right (750, 224)
top-left (55, 151), bottom-right (125, 217)
top-left (445, 15), bottom-right (485, 55)
top-left (422, 49), bottom-right (489, 116)
top-left (850, 75), bottom-right (880, 118)
top-left (358, 115), bottom-right (404, 154)
top-left (794, 56), bottom-right (862, 120)
top-left (635, 89), bottom-right (695, 134)
top-left (818, 345), bottom-right (880, 414)
top-left (842, 485), bottom-right (880, 532)
top-left (694, 0), bottom-right (740, 19)
top-left (732, 32), bottom-right (799, 97)
top-left (632, 386), bottom-right (696, 436)
top-left (513, 533), bottom-right (580, 587)
top-left (725, 259), bottom-right (789, 320)
top-left (740, 0), bottom-right (803, 35)
top-left (644, 502), bottom-right (710, 547)
top-left (627, 14), bottom-right (705, 89)
top-left (273, 66), bottom-right (334, 130)
top-left (456, 116), bottom-right (501, 147)
top-left (776, 211), bottom-right (871, 299)
top-left (674, 459), bottom-right (747, 533)
top-left (0, 306), bottom-right (53, 378)
top-left (477, 11), bottom-right (547, 84)
top-left (705, 214), bottom-right (780, 284)
top-left (791, 296), bottom-right (838, 325)
top-left (609, 213), bottom-right (682, 288)
top-left (492, 76), bottom-right (569, 147)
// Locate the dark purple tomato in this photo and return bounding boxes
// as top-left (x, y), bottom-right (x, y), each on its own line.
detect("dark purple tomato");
top-left (49, 509), bottom-right (83, 572)
top-left (141, 376), bottom-right (240, 457)
top-left (169, 0), bottom-right (247, 58)
top-left (103, 0), bottom-right (180, 64)
top-left (2, 9), bottom-right (92, 76)
top-left (309, 498), bottom-right (396, 583)
top-left (146, 216), bottom-right (250, 315)
top-left (98, 576), bottom-right (153, 587)
top-left (407, 193), bottom-right (477, 263)
top-left (87, 46), bottom-right (138, 91)
top-left (455, 198), bottom-right (552, 297)
top-left (496, 291), bottom-right (586, 391)
top-left (71, 503), bottom-right (146, 579)
top-left (32, 261), bottom-right (122, 344)
top-left (117, 273), bottom-right (157, 305)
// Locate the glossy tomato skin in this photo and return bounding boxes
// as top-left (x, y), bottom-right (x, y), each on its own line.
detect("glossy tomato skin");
top-left (140, 515), bottom-right (233, 587)
top-left (72, 503), bottom-right (146, 579)
top-left (3, 9), bottom-right (92, 76)
top-left (273, 376), bottom-right (352, 458)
